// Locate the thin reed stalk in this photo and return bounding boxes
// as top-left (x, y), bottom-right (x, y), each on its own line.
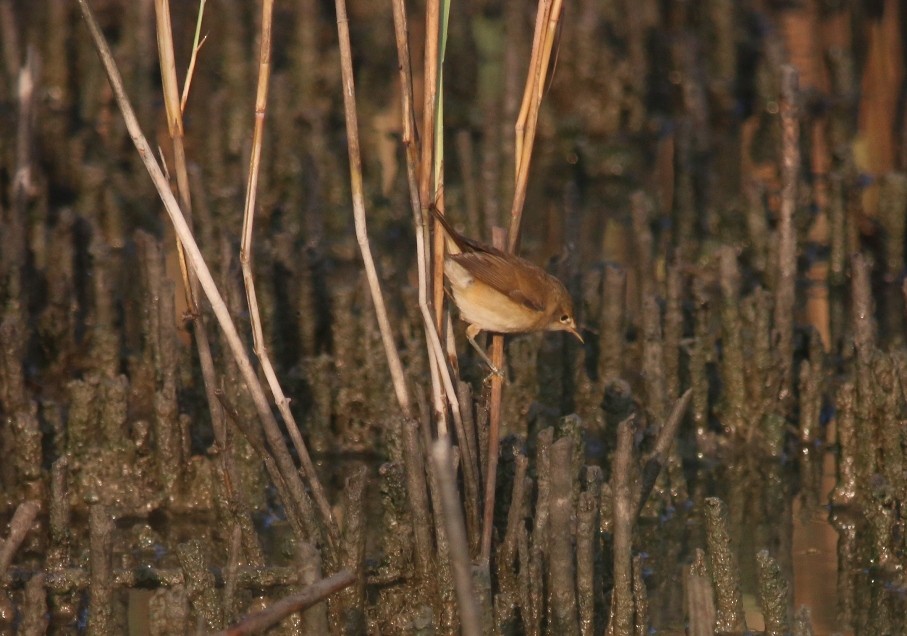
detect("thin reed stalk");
top-left (333, 0), bottom-right (412, 418)
top-left (481, 0), bottom-right (566, 566)
top-left (153, 0), bottom-right (239, 536)
top-left (76, 0), bottom-right (327, 556)
top-left (236, 0), bottom-right (338, 548)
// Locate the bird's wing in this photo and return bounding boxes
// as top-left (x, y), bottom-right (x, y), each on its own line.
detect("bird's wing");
top-left (450, 251), bottom-right (548, 313)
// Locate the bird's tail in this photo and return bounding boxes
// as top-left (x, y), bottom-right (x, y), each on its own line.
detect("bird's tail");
top-left (427, 205), bottom-right (474, 255)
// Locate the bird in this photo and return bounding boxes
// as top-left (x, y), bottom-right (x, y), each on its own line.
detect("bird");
top-left (429, 206), bottom-right (582, 374)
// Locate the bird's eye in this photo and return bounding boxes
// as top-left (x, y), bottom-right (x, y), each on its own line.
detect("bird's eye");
top-left (560, 314), bottom-right (570, 323)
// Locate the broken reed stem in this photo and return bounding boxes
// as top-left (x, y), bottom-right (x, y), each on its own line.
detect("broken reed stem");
top-left (610, 416), bottom-right (636, 636)
top-left (481, 228), bottom-right (508, 564)
top-left (685, 550), bottom-right (716, 636)
top-left (240, 0), bottom-right (339, 544)
top-left (634, 389), bottom-right (692, 518)
top-left (432, 439), bottom-right (482, 635)
top-left (756, 549), bottom-right (790, 636)
top-left (337, 466), bottom-right (368, 631)
top-left (215, 569), bottom-right (357, 636)
top-left (704, 497), bottom-right (746, 633)
top-left (88, 504), bottom-right (114, 634)
top-left (548, 436), bottom-right (579, 632)
top-left (774, 64), bottom-right (799, 392)
top-left (76, 0), bottom-right (330, 552)
top-left (0, 500), bottom-right (39, 578)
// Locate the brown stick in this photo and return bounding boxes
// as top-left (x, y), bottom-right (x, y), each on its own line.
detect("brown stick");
top-left (0, 500), bottom-right (40, 578)
top-left (215, 569), bottom-right (356, 636)
top-left (481, 228), bottom-right (508, 564)
top-left (774, 64), bottom-right (799, 392)
top-left (509, 0), bottom-right (565, 251)
top-left (87, 505), bottom-right (114, 634)
top-left (610, 416), bottom-right (636, 635)
top-left (432, 439), bottom-right (482, 635)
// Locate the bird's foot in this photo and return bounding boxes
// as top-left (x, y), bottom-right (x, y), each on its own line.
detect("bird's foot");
top-left (483, 363), bottom-right (506, 384)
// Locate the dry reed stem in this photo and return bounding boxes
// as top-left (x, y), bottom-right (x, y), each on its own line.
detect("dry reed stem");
top-left (236, 0), bottom-right (338, 546)
top-left (0, 500), bottom-right (39, 578)
top-left (481, 230), bottom-right (508, 564)
top-left (480, 0), bottom-right (565, 566)
top-left (509, 0), bottom-right (564, 251)
top-left (153, 0), bottom-right (235, 514)
top-left (401, 0), bottom-right (484, 545)
top-left (432, 439), bottom-right (482, 635)
top-left (76, 0), bottom-right (328, 552)
top-left (153, 0), bottom-right (194, 313)
top-left (774, 64), bottom-right (799, 393)
top-left (514, 0), bottom-right (548, 182)
top-left (180, 0), bottom-right (207, 113)
top-left (392, 0), bottom-right (483, 550)
top-left (335, 0), bottom-right (446, 585)
top-left (213, 568), bottom-right (356, 636)
top-left (334, 0), bottom-right (413, 419)
top-left (418, 0), bottom-right (446, 331)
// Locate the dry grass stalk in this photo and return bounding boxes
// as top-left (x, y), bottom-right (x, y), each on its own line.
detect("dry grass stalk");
top-left (234, 0), bottom-right (339, 546)
top-left (333, 0), bottom-right (412, 420)
top-left (156, 0), bottom-right (325, 543)
top-left (432, 439), bottom-right (482, 634)
top-left (76, 0), bottom-right (330, 553)
top-left (153, 0), bottom-right (239, 531)
top-left (481, 0), bottom-right (566, 565)
top-left (180, 0), bottom-right (208, 113)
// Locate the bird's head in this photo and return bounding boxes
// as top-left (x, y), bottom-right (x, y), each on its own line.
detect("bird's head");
top-left (547, 293), bottom-right (583, 343)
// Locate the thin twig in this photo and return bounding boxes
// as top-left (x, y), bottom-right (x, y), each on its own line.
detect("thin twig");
top-left (180, 0), bottom-right (207, 113)
top-left (432, 439), bottom-right (482, 635)
top-left (215, 569), bottom-right (357, 636)
top-left (333, 0), bottom-right (412, 415)
top-left (634, 389), bottom-right (691, 519)
top-left (481, 229), bottom-right (508, 564)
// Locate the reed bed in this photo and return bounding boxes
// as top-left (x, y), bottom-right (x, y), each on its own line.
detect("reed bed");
top-left (0, 1), bottom-right (905, 634)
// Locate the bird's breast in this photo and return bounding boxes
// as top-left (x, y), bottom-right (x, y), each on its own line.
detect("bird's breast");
top-left (444, 259), bottom-right (547, 333)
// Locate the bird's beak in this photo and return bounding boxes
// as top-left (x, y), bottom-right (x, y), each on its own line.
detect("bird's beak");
top-left (567, 325), bottom-right (584, 344)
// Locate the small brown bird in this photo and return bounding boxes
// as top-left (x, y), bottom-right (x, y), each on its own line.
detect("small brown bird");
top-left (430, 207), bottom-right (582, 372)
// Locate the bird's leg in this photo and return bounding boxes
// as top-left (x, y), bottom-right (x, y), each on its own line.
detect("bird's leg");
top-left (466, 324), bottom-right (504, 378)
